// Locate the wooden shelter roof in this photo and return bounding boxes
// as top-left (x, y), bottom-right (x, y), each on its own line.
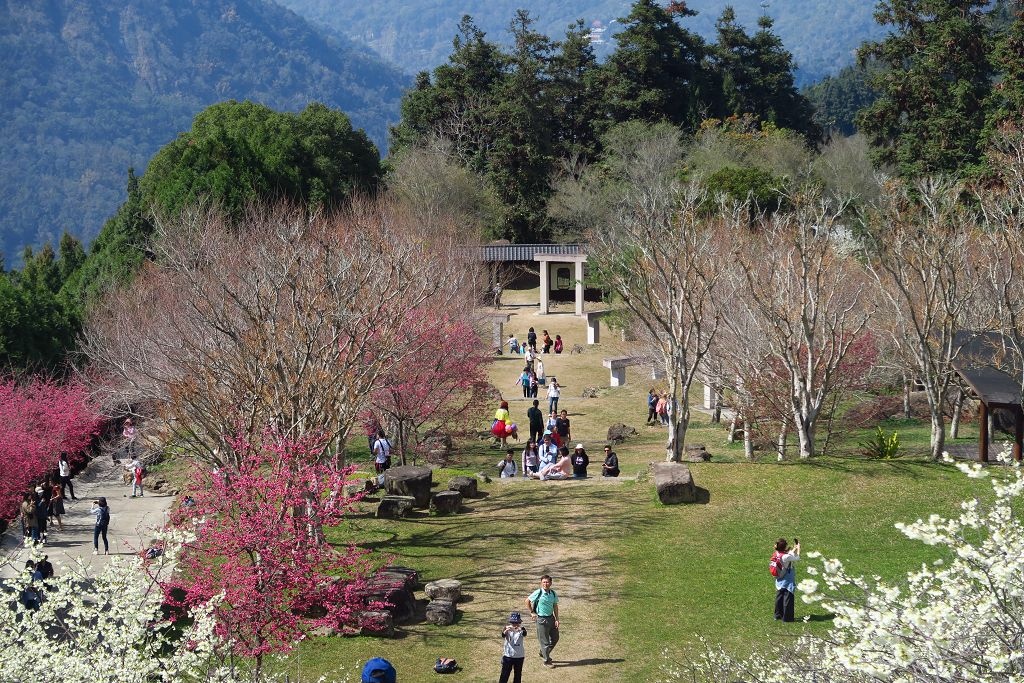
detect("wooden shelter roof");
top-left (951, 331), bottom-right (1023, 407)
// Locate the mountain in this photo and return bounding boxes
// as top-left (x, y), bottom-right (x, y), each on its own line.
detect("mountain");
top-left (277, 0), bottom-right (885, 88)
top-left (0, 0), bottom-right (410, 262)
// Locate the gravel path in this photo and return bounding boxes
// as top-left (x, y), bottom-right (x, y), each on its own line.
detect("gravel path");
top-left (0, 454), bottom-right (175, 578)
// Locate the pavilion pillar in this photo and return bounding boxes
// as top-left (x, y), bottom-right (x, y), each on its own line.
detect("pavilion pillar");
top-left (574, 259), bottom-right (584, 317)
top-left (1015, 408), bottom-right (1023, 462)
top-left (539, 262), bottom-right (549, 315)
top-left (979, 401), bottom-right (989, 463)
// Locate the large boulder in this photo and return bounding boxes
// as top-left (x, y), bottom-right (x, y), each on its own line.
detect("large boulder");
top-left (431, 491), bottom-right (463, 515)
top-left (384, 465), bottom-right (433, 508)
top-left (425, 579), bottom-right (463, 603)
top-left (652, 462), bottom-right (697, 504)
top-left (425, 599), bottom-right (456, 626)
top-left (355, 569), bottom-right (418, 623)
top-left (607, 423), bottom-right (638, 444)
top-left (376, 495), bottom-right (415, 519)
top-left (684, 444), bottom-right (711, 462)
top-left (359, 610), bottom-right (396, 638)
top-left (448, 476), bottom-right (478, 498)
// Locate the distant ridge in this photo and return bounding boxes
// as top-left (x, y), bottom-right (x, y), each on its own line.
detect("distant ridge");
top-left (0, 0), bottom-right (410, 260)
top-left (278, 0), bottom-right (883, 87)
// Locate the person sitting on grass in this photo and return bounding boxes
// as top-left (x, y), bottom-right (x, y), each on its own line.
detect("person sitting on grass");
top-left (530, 448), bottom-right (572, 480)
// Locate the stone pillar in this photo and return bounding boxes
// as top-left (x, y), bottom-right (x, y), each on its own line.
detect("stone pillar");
top-left (539, 262), bottom-right (549, 314)
top-left (587, 315), bottom-right (600, 344)
top-left (492, 320), bottom-right (504, 352)
top-left (702, 383), bottom-right (718, 410)
top-left (575, 260), bottom-right (585, 317)
top-left (610, 366), bottom-right (626, 387)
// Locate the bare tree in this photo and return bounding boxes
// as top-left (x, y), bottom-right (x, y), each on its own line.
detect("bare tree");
top-left (590, 175), bottom-right (729, 461)
top-left (865, 179), bottom-right (987, 460)
top-left (82, 200), bottom-right (481, 469)
top-left (979, 123), bottom-right (1024, 395)
top-left (732, 197), bottom-right (874, 459)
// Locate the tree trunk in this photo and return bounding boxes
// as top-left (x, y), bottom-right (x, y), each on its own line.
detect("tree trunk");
top-left (776, 421), bottom-right (788, 461)
top-left (929, 409), bottom-right (946, 461)
top-left (743, 418), bottom-right (754, 460)
top-left (903, 375), bottom-right (912, 420)
top-left (665, 368), bottom-right (687, 462)
top-left (796, 416), bottom-right (815, 459)
top-left (949, 389), bottom-right (965, 439)
top-left (712, 386), bottom-right (723, 424)
top-left (727, 413), bottom-right (739, 443)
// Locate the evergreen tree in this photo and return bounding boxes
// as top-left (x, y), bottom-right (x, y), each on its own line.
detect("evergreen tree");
top-left (389, 16), bottom-right (506, 169)
top-left (61, 169), bottom-right (153, 315)
top-left (857, 0), bottom-right (993, 177)
top-left (803, 63), bottom-right (881, 136)
top-left (57, 233), bottom-right (86, 285)
top-left (486, 11), bottom-right (556, 242)
top-left (549, 20), bottom-right (606, 163)
top-left (748, 15), bottom-right (820, 140)
top-left (603, 0), bottom-right (717, 129)
top-left (988, 0), bottom-right (1024, 127)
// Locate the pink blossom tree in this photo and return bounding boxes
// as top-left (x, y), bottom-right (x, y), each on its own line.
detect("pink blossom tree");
top-left (0, 380), bottom-right (101, 521)
top-left (164, 433), bottom-right (375, 675)
top-left (367, 309), bottom-right (491, 465)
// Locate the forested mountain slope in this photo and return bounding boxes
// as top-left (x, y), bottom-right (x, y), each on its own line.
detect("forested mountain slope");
top-left (0, 0), bottom-right (408, 261)
top-left (278, 0), bottom-right (883, 87)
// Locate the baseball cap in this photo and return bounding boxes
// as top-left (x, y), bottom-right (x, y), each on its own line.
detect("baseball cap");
top-left (361, 657), bottom-right (396, 683)
top-left (576, 443), bottom-right (584, 449)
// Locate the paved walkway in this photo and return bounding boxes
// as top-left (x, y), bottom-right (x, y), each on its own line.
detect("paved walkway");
top-left (0, 454), bottom-right (175, 578)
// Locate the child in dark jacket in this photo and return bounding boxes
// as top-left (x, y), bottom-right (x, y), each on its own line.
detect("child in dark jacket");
top-left (499, 611), bottom-right (527, 683)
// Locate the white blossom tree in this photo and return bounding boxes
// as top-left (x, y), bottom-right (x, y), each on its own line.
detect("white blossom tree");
top-left (661, 452), bottom-right (1024, 683)
top-left (0, 531), bottom-right (223, 682)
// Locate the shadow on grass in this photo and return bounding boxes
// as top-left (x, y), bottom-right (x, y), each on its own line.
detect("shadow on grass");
top-left (341, 485), bottom-right (659, 604)
top-left (803, 613), bottom-right (835, 623)
top-left (554, 657), bottom-right (626, 667)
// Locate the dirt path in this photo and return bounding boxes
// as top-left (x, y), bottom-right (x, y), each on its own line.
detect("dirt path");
top-left (396, 478), bottom-right (634, 683)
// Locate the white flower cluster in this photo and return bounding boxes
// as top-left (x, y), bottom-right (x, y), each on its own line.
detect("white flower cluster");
top-left (0, 528), bottom-right (224, 682)
top-left (662, 450), bottom-right (1024, 683)
top-left (0, 526), bottom-right (355, 682)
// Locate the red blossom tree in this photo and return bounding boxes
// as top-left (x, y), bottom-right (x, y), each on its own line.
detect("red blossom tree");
top-left (164, 433), bottom-right (375, 672)
top-left (0, 380), bottom-right (101, 520)
top-left (367, 309), bottom-right (491, 464)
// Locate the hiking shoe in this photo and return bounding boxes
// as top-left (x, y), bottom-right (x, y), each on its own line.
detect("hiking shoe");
top-left (545, 659), bottom-right (554, 667)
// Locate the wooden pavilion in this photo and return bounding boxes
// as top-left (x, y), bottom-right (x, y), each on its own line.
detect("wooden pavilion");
top-left (951, 331), bottom-right (1024, 462)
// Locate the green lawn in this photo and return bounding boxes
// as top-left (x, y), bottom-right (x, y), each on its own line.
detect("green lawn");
top-left (287, 298), bottom-right (1001, 681)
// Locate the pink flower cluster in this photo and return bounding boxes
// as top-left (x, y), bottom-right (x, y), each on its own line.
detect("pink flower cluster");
top-left (0, 380), bottom-right (101, 521)
top-left (165, 433), bottom-right (374, 658)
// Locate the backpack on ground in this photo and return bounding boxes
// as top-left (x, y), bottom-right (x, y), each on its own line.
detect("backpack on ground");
top-left (434, 657), bottom-right (458, 673)
top-left (769, 550), bottom-right (786, 578)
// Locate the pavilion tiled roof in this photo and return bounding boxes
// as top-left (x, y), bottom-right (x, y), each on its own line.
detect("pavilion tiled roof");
top-left (477, 243), bottom-right (584, 262)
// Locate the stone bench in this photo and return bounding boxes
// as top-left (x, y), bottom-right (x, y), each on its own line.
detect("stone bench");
top-left (384, 465), bottom-right (433, 508)
top-left (602, 356), bottom-right (644, 387)
top-left (430, 490), bottom-right (463, 515)
top-left (585, 309), bottom-right (614, 344)
top-left (651, 462), bottom-right (697, 504)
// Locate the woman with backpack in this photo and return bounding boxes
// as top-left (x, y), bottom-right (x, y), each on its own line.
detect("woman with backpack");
top-left (771, 538), bottom-right (801, 622)
top-left (91, 497), bottom-right (110, 555)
